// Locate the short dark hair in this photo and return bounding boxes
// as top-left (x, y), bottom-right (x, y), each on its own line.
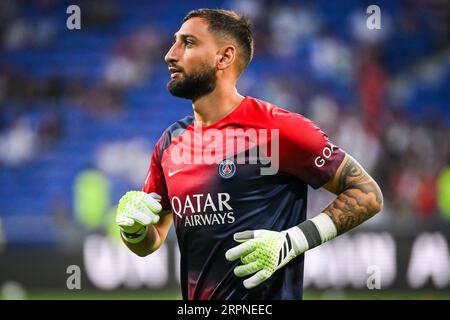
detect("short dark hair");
top-left (183, 9), bottom-right (254, 74)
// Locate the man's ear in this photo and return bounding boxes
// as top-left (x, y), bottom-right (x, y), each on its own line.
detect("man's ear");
top-left (216, 45), bottom-right (237, 70)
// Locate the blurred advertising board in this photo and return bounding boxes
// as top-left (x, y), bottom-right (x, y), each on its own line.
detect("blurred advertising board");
top-left (0, 231), bottom-right (449, 291)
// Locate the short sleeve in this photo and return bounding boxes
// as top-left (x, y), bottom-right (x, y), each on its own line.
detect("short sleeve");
top-left (142, 138), bottom-right (171, 211)
top-left (276, 110), bottom-right (345, 189)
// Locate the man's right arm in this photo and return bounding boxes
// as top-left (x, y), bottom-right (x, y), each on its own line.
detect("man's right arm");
top-left (122, 132), bottom-right (172, 257)
top-left (122, 210), bottom-right (173, 257)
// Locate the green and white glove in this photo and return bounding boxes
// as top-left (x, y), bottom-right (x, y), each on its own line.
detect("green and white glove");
top-left (116, 191), bottom-right (162, 243)
top-left (225, 213), bottom-right (339, 289)
top-left (225, 228), bottom-right (308, 289)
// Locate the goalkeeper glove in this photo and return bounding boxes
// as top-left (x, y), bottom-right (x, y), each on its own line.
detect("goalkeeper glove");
top-left (225, 213), bottom-right (338, 289)
top-left (225, 228), bottom-right (308, 289)
top-left (116, 191), bottom-right (162, 243)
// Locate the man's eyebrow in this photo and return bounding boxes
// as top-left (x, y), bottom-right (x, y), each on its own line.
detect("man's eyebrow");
top-left (174, 33), bottom-right (198, 40)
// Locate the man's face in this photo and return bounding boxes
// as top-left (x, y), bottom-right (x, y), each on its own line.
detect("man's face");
top-left (165, 18), bottom-right (219, 101)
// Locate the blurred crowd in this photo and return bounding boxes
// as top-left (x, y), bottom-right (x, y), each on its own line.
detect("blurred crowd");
top-left (0, 0), bottom-right (449, 245)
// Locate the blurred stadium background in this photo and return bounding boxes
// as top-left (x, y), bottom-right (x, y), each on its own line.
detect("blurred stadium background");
top-left (0, 0), bottom-right (449, 300)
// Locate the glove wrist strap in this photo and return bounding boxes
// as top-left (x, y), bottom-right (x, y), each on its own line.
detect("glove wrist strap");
top-left (289, 213), bottom-right (338, 254)
top-left (121, 225), bottom-right (147, 244)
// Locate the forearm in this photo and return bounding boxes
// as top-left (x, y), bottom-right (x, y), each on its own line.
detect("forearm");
top-left (291, 155), bottom-right (384, 251)
top-left (323, 183), bottom-right (383, 235)
top-left (121, 224), bottom-right (163, 257)
top-left (322, 156), bottom-right (383, 235)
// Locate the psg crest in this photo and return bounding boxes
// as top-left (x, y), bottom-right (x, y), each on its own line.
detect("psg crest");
top-left (218, 159), bottom-right (236, 179)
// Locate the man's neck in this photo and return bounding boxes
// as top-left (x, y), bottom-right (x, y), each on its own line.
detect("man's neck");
top-left (192, 87), bottom-right (244, 127)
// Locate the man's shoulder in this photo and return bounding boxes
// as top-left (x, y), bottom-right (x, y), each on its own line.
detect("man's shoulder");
top-left (157, 115), bottom-right (195, 150)
top-left (245, 96), bottom-right (309, 126)
top-left (165, 115), bottom-right (195, 133)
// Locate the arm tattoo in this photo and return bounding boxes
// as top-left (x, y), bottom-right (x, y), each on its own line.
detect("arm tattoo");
top-left (323, 156), bottom-right (383, 235)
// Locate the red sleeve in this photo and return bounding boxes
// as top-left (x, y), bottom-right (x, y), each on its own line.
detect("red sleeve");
top-left (275, 109), bottom-right (345, 189)
top-left (142, 138), bottom-right (171, 211)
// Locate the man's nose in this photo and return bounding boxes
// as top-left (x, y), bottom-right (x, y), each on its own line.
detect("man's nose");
top-left (165, 44), bottom-right (178, 64)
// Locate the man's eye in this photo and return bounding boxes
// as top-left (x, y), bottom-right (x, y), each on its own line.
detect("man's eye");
top-left (185, 40), bottom-right (194, 47)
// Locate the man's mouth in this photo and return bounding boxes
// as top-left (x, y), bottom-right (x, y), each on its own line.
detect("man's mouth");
top-left (171, 71), bottom-right (182, 79)
top-left (168, 66), bottom-right (183, 79)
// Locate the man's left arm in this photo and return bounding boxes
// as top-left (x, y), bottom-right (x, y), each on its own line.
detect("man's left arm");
top-left (225, 152), bottom-right (383, 289)
top-left (321, 153), bottom-right (383, 235)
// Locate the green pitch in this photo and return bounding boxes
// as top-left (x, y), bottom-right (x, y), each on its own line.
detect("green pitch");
top-left (20, 290), bottom-right (450, 300)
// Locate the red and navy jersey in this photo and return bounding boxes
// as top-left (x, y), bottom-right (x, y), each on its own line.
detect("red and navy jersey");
top-left (143, 96), bottom-right (345, 300)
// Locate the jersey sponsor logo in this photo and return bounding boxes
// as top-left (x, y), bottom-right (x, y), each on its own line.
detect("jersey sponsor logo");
top-left (168, 168), bottom-right (183, 177)
top-left (218, 159), bottom-right (236, 179)
top-left (314, 142), bottom-right (337, 168)
top-left (171, 193), bottom-right (235, 227)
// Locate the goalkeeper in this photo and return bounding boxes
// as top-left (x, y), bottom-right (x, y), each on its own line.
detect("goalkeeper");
top-left (116, 9), bottom-right (383, 300)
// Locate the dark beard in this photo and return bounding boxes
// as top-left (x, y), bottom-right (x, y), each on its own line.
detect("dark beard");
top-left (167, 63), bottom-right (217, 101)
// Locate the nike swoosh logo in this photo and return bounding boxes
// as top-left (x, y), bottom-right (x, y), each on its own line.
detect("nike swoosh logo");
top-left (168, 169), bottom-right (183, 177)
